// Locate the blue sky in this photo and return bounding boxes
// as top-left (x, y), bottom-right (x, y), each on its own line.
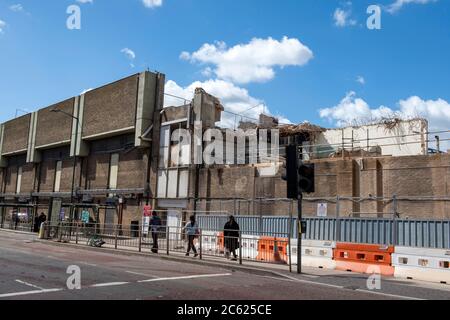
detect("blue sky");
top-left (0, 0), bottom-right (449, 131)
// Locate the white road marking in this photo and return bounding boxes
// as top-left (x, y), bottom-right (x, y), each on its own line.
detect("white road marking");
top-left (125, 271), bottom-right (159, 278)
top-left (78, 262), bottom-right (98, 267)
top-left (355, 289), bottom-right (425, 300)
top-left (260, 275), bottom-right (424, 300)
top-left (90, 282), bottom-right (130, 288)
top-left (15, 279), bottom-right (45, 291)
top-left (0, 288), bottom-right (63, 298)
top-left (138, 273), bottom-right (232, 283)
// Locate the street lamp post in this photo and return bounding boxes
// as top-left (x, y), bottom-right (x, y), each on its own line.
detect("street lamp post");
top-left (51, 108), bottom-right (79, 221)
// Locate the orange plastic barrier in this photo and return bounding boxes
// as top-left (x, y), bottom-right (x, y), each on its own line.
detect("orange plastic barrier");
top-left (333, 243), bottom-right (395, 276)
top-left (217, 232), bottom-right (225, 253)
top-left (256, 237), bottom-right (288, 264)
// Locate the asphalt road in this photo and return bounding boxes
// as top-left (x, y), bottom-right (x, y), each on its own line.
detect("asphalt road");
top-left (0, 231), bottom-right (449, 300)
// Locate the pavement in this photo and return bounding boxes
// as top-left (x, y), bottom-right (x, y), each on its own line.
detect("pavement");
top-left (1, 229), bottom-right (450, 300)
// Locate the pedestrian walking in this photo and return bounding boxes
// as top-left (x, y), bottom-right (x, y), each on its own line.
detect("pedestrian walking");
top-left (224, 215), bottom-right (240, 261)
top-left (183, 215), bottom-right (199, 257)
top-left (34, 212), bottom-right (47, 233)
top-left (149, 211), bottom-right (162, 254)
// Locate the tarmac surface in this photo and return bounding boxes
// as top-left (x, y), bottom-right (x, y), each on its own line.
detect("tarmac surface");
top-left (1, 230), bottom-right (449, 300)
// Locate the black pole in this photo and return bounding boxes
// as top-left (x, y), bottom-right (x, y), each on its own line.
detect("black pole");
top-left (297, 193), bottom-right (302, 274)
top-left (70, 116), bottom-right (79, 221)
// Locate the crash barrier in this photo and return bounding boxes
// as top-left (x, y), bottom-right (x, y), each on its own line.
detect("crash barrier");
top-left (288, 240), bottom-right (336, 269)
top-left (240, 235), bottom-right (260, 260)
top-left (210, 231), bottom-right (260, 260)
top-left (334, 243), bottom-right (395, 276)
top-left (256, 236), bottom-right (288, 264)
top-left (392, 247), bottom-right (450, 284)
top-left (202, 231), bottom-right (220, 254)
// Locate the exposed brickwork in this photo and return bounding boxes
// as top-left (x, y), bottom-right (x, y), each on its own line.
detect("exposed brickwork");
top-left (20, 163), bottom-right (35, 193)
top-left (4, 166), bottom-right (17, 193)
top-left (83, 75), bottom-right (139, 138)
top-left (38, 161), bottom-right (56, 192)
top-left (2, 114), bottom-right (30, 154)
top-left (117, 149), bottom-right (146, 189)
top-left (36, 99), bottom-right (74, 147)
top-left (85, 153), bottom-right (110, 190)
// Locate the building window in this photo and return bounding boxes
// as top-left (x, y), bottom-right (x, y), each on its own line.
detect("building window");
top-left (54, 161), bottom-right (62, 192)
top-left (109, 153), bottom-right (119, 190)
top-left (16, 166), bottom-right (23, 194)
top-left (157, 123), bottom-right (189, 199)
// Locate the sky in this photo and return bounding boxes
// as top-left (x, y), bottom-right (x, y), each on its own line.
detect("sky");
top-left (0, 0), bottom-right (449, 134)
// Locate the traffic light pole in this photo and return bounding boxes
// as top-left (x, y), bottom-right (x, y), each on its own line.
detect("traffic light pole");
top-left (297, 192), bottom-right (303, 274)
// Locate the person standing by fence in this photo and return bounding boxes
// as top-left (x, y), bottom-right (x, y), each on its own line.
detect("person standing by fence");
top-left (224, 215), bottom-right (240, 261)
top-left (183, 215), bottom-right (199, 258)
top-left (34, 212), bottom-right (47, 233)
top-left (149, 211), bottom-right (162, 254)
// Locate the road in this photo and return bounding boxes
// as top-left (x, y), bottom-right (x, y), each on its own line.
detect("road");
top-left (0, 230), bottom-right (449, 300)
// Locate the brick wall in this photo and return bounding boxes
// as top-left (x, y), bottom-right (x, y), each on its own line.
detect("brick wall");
top-left (4, 166), bottom-right (17, 193)
top-left (38, 161), bottom-right (56, 192)
top-left (2, 114), bottom-right (30, 154)
top-left (83, 75), bottom-right (138, 138)
top-left (20, 163), bottom-right (35, 193)
top-left (117, 149), bottom-right (146, 189)
top-left (36, 99), bottom-right (74, 147)
top-left (85, 153), bottom-right (110, 190)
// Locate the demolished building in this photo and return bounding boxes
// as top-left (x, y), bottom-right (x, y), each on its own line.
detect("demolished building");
top-left (0, 71), bottom-right (449, 232)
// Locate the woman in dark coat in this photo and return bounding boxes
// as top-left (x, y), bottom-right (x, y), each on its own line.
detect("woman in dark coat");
top-left (224, 215), bottom-right (240, 261)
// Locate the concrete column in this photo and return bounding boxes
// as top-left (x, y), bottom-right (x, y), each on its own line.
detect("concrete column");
top-left (70, 95), bottom-right (89, 157)
top-left (26, 111), bottom-right (41, 163)
top-left (0, 124), bottom-right (6, 167)
top-left (135, 71), bottom-right (163, 148)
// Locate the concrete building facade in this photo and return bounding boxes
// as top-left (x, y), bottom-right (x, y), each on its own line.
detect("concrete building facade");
top-left (1, 71), bottom-right (448, 232)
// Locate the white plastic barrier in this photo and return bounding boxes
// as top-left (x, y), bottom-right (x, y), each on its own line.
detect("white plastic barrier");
top-left (201, 231), bottom-right (220, 254)
top-left (393, 247), bottom-right (450, 284)
top-left (288, 239), bottom-right (336, 269)
top-left (239, 235), bottom-right (259, 259)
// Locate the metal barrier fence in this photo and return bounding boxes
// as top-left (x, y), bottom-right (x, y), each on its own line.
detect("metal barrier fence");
top-left (196, 215), bottom-right (450, 249)
top-left (40, 222), bottom-right (292, 267)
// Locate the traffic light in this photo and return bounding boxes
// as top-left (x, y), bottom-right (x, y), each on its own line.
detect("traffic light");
top-left (282, 145), bottom-right (315, 198)
top-left (282, 145), bottom-right (299, 199)
top-left (298, 163), bottom-right (315, 194)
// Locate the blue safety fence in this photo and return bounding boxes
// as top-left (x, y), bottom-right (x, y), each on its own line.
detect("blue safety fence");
top-left (196, 215), bottom-right (450, 249)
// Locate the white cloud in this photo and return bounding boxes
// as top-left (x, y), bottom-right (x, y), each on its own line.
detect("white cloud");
top-left (333, 3), bottom-right (357, 27)
top-left (387, 0), bottom-right (437, 13)
top-left (165, 79), bottom-right (290, 128)
top-left (319, 92), bottom-right (450, 133)
top-left (121, 48), bottom-right (136, 60)
top-left (398, 96), bottom-right (450, 131)
top-left (9, 4), bottom-right (24, 12)
top-left (142, 0), bottom-right (163, 8)
top-left (120, 48), bottom-right (136, 67)
top-left (320, 92), bottom-right (394, 127)
top-left (76, 0), bottom-right (94, 4)
top-left (180, 36), bottom-right (313, 84)
top-left (0, 20), bottom-right (6, 34)
top-left (356, 76), bottom-right (365, 85)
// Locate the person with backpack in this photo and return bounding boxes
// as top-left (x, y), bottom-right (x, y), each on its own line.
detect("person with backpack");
top-left (183, 215), bottom-right (199, 257)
